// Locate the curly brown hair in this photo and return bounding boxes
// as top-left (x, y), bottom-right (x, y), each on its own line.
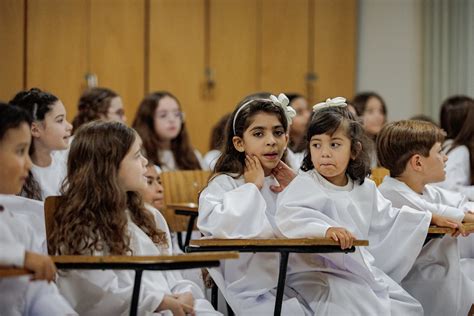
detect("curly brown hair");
top-left (132, 91), bottom-right (201, 170)
top-left (48, 121), bottom-right (167, 255)
top-left (72, 87), bottom-right (119, 133)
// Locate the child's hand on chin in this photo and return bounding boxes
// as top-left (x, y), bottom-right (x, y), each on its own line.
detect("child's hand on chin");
top-left (270, 160), bottom-right (296, 193)
top-left (244, 155), bottom-right (265, 190)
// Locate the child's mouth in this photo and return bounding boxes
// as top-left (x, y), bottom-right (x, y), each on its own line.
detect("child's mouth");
top-left (263, 153), bottom-right (278, 160)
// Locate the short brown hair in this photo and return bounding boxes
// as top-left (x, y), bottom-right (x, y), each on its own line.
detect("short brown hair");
top-left (377, 120), bottom-right (445, 177)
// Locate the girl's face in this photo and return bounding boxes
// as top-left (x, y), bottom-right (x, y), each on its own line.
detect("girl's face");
top-left (105, 96), bottom-right (126, 123)
top-left (290, 97), bottom-right (310, 138)
top-left (139, 165), bottom-right (165, 209)
top-left (362, 97), bottom-right (385, 136)
top-left (118, 136), bottom-right (148, 192)
top-left (309, 125), bottom-right (354, 186)
top-left (32, 100), bottom-right (72, 151)
top-left (0, 123), bottom-right (32, 194)
top-left (233, 112), bottom-right (288, 175)
top-left (153, 96), bottom-right (183, 141)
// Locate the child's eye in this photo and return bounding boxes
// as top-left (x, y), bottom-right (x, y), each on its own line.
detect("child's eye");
top-left (312, 143), bottom-right (321, 149)
top-left (253, 132), bottom-right (263, 137)
top-left (274, 130), bottom-right (284, 136)
top-left (331, 143), bottom-right (341, 148)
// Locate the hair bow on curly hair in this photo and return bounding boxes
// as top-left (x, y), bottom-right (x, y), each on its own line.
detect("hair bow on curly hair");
top-left (270, 93), bottom-right (297, 124)
top-left (313, 97), bottom-right (347, 112)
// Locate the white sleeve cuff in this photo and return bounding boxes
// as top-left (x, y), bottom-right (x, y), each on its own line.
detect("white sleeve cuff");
top-left (0, 242), bottom-right (26, 267)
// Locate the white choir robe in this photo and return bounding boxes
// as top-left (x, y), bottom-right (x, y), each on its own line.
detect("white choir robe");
top-left (0, 194), bottom-right (47, 253)
top-left (275, 169), bottom-right (429, 315)
top-left (435, 140), bottom-right (474, 200)
top-left (57, 205), bottom-right (220, 316)
top-left (378, 176), bottom-right (474, 315)
top-left (198, 173), bottom-right (407, 315)
top-left (30, 149), bottom-right (68, 200)
top-left (0, 200), bottom-right (77, 316)
top-left (379, 176), bottom-right (474, 258)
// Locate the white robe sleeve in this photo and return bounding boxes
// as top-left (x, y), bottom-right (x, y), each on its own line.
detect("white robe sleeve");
top-left (274, 174), bottom-right (338, 238)
top-left (367, 187), bottom-right (432, 283)
top-left (379, 181), bottom-right (465, 222)
top-left (197, 175), bottom-right (275, 238)
top-left (0, 241), bottom-right (25, 267)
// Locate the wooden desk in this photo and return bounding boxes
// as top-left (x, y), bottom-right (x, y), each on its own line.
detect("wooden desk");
top-left (53, 252), bottom-right (238, 316)
top-left (0, 267), bottom-right (31, 278)
top-left (167, 202), bottom-right (199, 250)
top-left (187, 238), bottom-right (368, 316)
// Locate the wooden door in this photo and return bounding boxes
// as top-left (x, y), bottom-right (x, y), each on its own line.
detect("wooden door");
top-left (207, 0), bottom-right (259, 134)
top-left (312, 0), bottom-right (357, 103)
top-left (259, 0), bottom-right (309, 95)
top-left (90, 0), bottom-right (145, 123)
top-left (0, 0), bottom-right (25, 102)
top-left (27, 0), bottom-right (88, 118)
top-left (148, 0), bottom-right (207, 152)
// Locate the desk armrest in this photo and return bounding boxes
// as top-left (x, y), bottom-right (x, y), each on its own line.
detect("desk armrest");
top-left (190, 238), bottom-right (369, 247)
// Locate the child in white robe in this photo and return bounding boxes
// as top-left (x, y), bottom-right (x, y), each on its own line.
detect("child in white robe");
top-left (275, 98), bottom-right (462, 315)
top-left (0, 103), bottom-right (76, 316)
top-left (435, 95), bottom-right (474, 200)
top-left (198, 94), bottom-right (399, 315)
top-left (9, 88), bottom-right (72, 200)
top-left (48, 121), bottom-right (219, 316)
top-left (376, 119), bottom-right (474, 315)
top-left (132, 91), bottom-right (205, 171)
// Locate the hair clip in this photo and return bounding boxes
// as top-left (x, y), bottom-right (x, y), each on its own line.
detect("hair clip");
top-left (270, 93), bottom-right (296, 125)
top-left (313, 97), bottom-right (347, 112)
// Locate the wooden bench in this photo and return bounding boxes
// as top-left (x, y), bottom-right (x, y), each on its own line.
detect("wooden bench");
top-left (187, 237), bottom-right (369, 316)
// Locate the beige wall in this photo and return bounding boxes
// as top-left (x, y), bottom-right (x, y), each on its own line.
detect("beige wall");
top-left (357, 0), bottom-right (423, 122)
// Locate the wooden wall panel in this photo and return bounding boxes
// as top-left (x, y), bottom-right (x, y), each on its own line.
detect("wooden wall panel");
top-left (148, 0), bottom-right (206, 152)
top-left (27, 0), bottom-right (87, 119)
top-left (208, 0), bottom-right (259, 129)
top-left (0, 0), bottom-right (24, 102)
top-left (313, 0), bottom-right (357, 102)
top-left (260, 0), bottom-right (309, 95)
top-left (90, 0), bottom-right (145, 124)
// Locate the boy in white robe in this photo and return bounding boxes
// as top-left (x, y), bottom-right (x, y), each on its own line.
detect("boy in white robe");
top-left (377, 119), bottom-right (474, 315)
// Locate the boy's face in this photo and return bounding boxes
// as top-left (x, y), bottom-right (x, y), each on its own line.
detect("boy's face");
top-left (140, 165), bottom-right (164, 210)
top-left (420, 142), bottom-right (448, 183)
top-left (0, 123), bottom-right (32, 194)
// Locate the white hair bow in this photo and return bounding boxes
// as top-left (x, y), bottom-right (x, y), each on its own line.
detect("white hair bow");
top-left (270, 93), bottom-right (297, 124)
top-left (313, 97), bottom-right (347, 112)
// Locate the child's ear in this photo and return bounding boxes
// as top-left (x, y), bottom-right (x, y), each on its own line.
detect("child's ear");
top-left (409, 154), bottom-right (423, 171)
top-left (30, 122), bottom-right (42, 138)
top-left (351, 141), bottom-right (362, 160)
top-left (232, 136), bottom-right (245, 152)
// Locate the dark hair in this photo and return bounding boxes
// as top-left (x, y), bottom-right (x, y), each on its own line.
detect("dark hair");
top-left (439, 95), bottom-right (474, 184)
top-left (132, 91), bottom-right (201, 170)
top-left (9, 88), bottom-right (59, 200)
top-left (377, 120), bottom-right (445, 178)
top-left (286, 93), bottom-right (304, 103)
top-left (72, 87), bottom-right (119, 132)
top-left (209, 113), bottom-right (231, 150)
top-left (301, 106), bottom-right (371, 184)
top-left (49, 121), bottom-right (167, 255)
top-left (0, 103), bottom-right (32, 142)
top-left (352, 92), bottom-right (387, 117)
top-left (213, 98), bottom-right (289, 177)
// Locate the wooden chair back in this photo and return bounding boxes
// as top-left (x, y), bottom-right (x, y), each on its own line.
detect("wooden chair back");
top-left (370, 167), bottom-right (390, 186)
top-left (44, 196), bottom-right (60, 254)
top-left (161, 170), bottom-right (211, 232)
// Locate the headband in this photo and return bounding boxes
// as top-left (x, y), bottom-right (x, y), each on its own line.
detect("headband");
top-left (312, 97), bottom-right (347, 112)
top-left (232, 93), bottom-right (296, 135)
